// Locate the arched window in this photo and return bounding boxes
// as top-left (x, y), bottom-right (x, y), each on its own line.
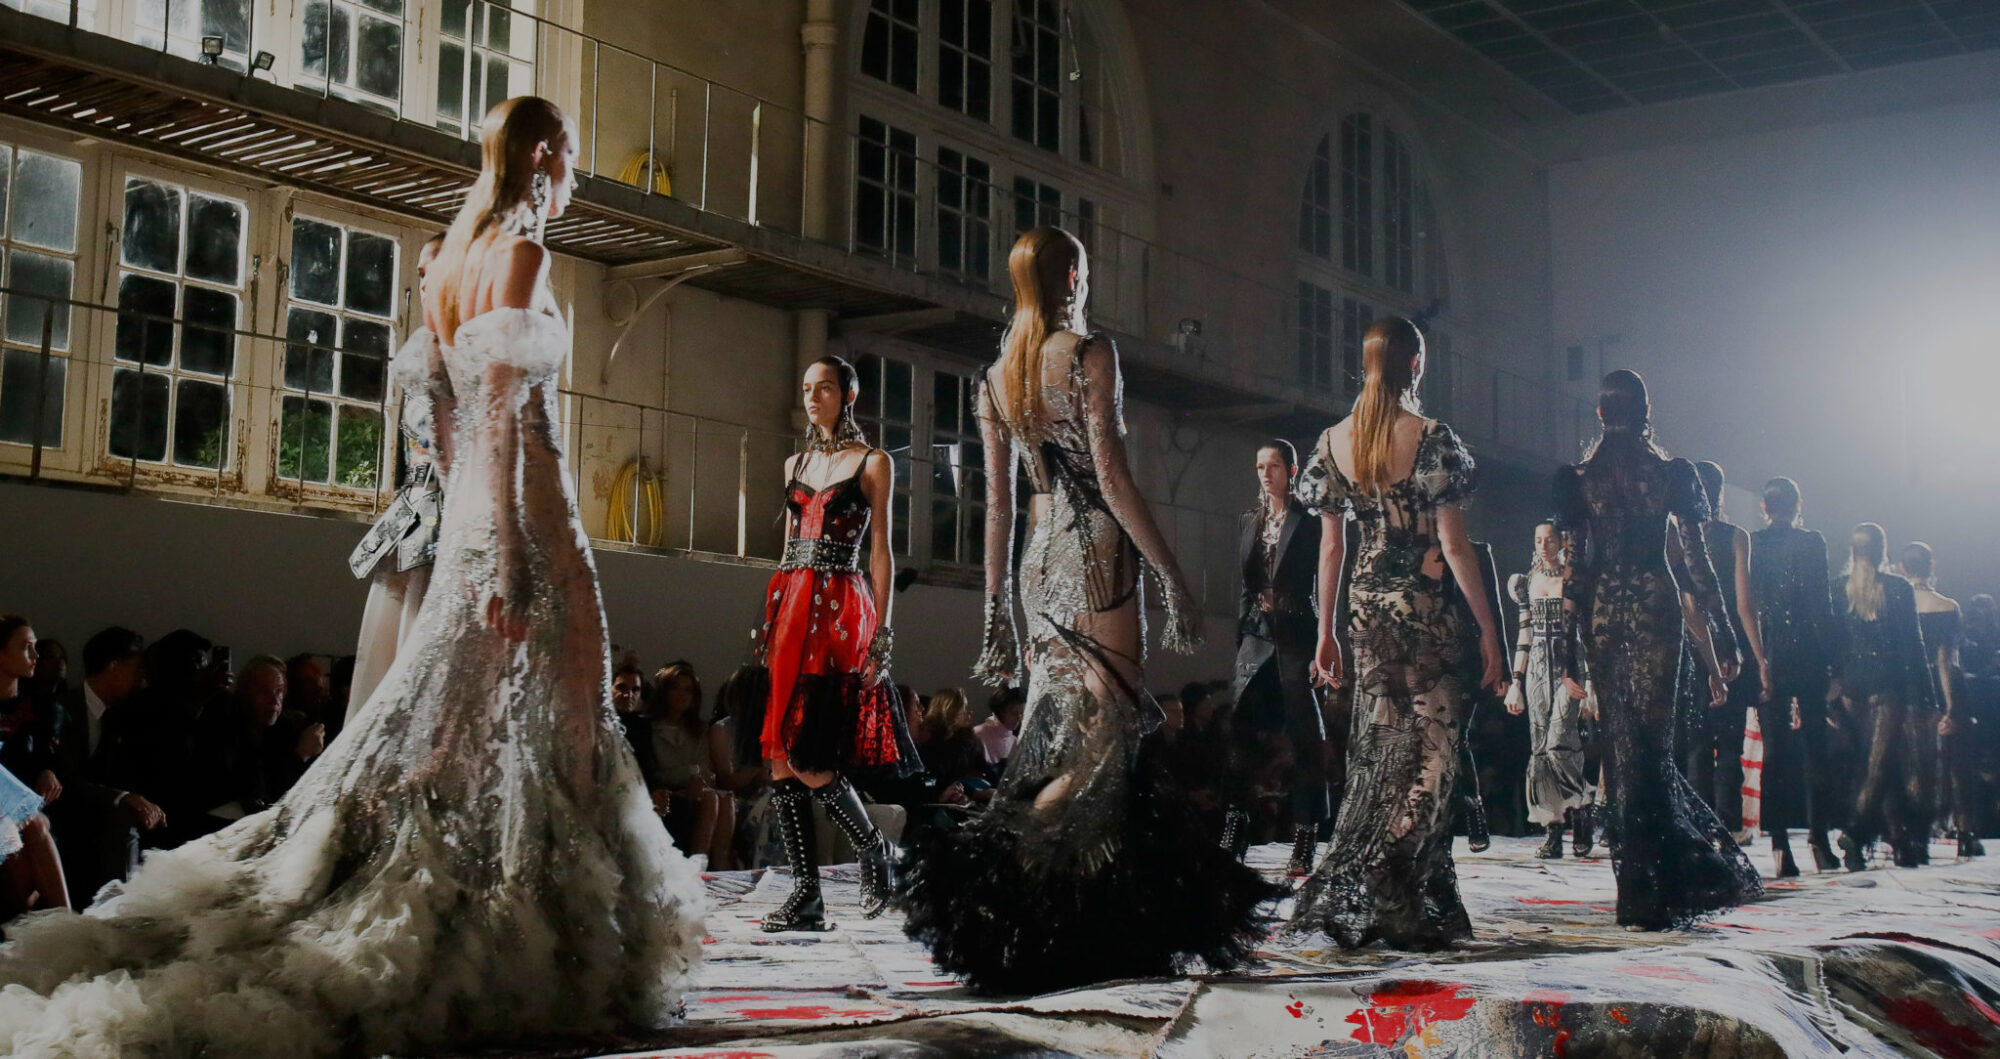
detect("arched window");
top-left (1296, 113), bottom-right (1446, 395)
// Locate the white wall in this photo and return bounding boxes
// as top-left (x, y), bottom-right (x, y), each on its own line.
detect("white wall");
top-left (1550, 95), bottom-right (2000, 594)
top-left (2, 479), bottom-right (1232, 704)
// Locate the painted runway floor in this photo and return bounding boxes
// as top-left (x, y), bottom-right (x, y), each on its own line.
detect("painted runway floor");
top-left (456, 835), bottom-right (2000, 1058)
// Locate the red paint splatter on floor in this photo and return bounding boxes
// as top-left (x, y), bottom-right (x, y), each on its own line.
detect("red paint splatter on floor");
top-left (1609, 1007), bottom-right (1632, 1024)
top-left (1622, 964), bottom-right (1711, 983)
top-left (727, 1004), bottom-right (891, 1021)
top-left (1345, 980), bottom-right (1478, 1045)
top-left (1882, 996), bottom-right (1986, 1059)
top-left (1964, 990), bottom-right (2000, 1028)
top-left (1522, 990), bottom-right (1570, 1006)
top-left (1515, 898), bottom-right (1585, 905)
top-left (1285, 995), bottom-right (1306, 1018)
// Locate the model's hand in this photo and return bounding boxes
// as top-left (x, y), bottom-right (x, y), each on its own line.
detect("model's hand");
top-left (295, 723), bottom-right (327, 761)
top-left (32, 770), bottom-right (60, 804)
top-left (1312, 636), bottom-right (1344, 689)
top-left (1563, 675), bottom-right (1587, 702)
top-left (117, 793), bottom-right (167, 830)
top-left (1939, 713), bottom-right (1956, 737)
top-left (1479, 634), bottom-right (1507, 693)
top-left (1717, 653), bottom-right (1741, 684)
top-left (1708, 671), bottom-right (1728, 708)
top-left (1504, 683), bottom-right (1524, 715)
top-left (1578, 682), bottom-right (1600, 722)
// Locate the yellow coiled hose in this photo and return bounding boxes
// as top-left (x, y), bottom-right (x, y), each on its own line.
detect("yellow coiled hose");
top-left (606, 458), bottom-right (665, 547)
top-left (617, 150), bottom-right (672, 195)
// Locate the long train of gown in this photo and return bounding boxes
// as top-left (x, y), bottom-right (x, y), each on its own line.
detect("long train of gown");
top-left (0, 309), bottom-right (706, 1056)
top-left (899, 334), bottom-right (1273, 995)
top-left (1554, 445), bottom-right (1761, 930)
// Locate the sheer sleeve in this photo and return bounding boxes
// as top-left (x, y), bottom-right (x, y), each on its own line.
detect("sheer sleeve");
top-left (1552, 465), bottom-right (1591, 681)
top-left (1075, 334), bottom-right (1199, 652)
top-left (1668, 457), bottom-right (1739, 666)
top-left (1294, 427), bottom-right (1350, 517)
top-left (972, 376), bottom-right (1021, 685)
top-left (1419, 422), bottom-right (1478, 509)
top-left (454, 310), bottom-right (563, 608)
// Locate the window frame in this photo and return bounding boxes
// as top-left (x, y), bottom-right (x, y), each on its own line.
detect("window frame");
top-left (0, 138), bottom-right (88, 452)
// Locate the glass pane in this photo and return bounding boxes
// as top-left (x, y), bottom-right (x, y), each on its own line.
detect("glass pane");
top-left (179, 287), bottom-right (237, 376)
top-left (0, 145), bottom-right (10, 240)
top-left (290, 217), bottom-right (342, 304)
top-left (441, 0), bottom-right (468, 39)
top-left (357, 14), bottom-right (402, 99)
top-left (3, 251), bottom-right (73, 349)
top-left (965, 504), bottom-right (984, 565)
top-left (12, 151), bottom-right (81, 252)
top-left (485, 5), bottom-right (511, 51)
top-left (339, 318), bottom-right (390, 401)
top-left (335, 405), bottom-right (383, 489)
top-left (361, 0), bottom-right (403, 13)
top-left (285, 307), bottom-right (338, 391)
top-left (884, 358), bottom-right (911, 423)
top-left (278, 394), bottom-right (332, 482)
top-left (883, 425), bottom-right (911, 486)
top-left (301, 0), bottom-right (332, 79)
top-left (122, 179), bottom-right (182, 273)
top-left (484, 56), bottom-right (509, 116)
top-left (109, 368), bottom-right (169, 462)
top-left (930, 441), bottom-right (959, 497)
top-left (854, 354), bottom-right (881, 420)
top-left (931, 497), bottom-right (958, 564)
top-left (344, 231), bottom-right (396, 315)
top-left (203, 0), bottom-right (251, 55)
top-left (172, 377), bottom-right (229, 468)
top-left (933, 372), bottom-right (958, 432)
top-left (115, 273), bottom-right (177, 366)
top-left (185, 195), bottom-right (242, 286)
top-left (329, 3), bottom-right (353, 83)
top-left (436, 44), bottom-right (465, 125)
top-left (0, 349), bottom-right (65, 447)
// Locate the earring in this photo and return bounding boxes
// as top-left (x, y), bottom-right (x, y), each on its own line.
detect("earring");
top-left (530, 171), bottom-right (551, 238)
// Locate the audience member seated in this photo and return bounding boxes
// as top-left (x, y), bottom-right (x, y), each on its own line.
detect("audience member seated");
top-left (195, 656), bottom-right (324, 828)
top-left (285, 653), bottom-right (340, 742)
top-left (98, 629), bottom-right (235, 849)
top-left (0, 617), bottom-right (63, 819)
top-left (612, 664), bottom-right (657, 778)
top-left (709, 665), bottom-right (770, 869)
top-left (647, 662), bottom-right (732, 870)
top-left (918, 688), bottom-right (989, 807)
top-left (51, 627), bottom-right (167, 908)
top-left (30, 638), bottom-right (68, 703)
top-left (972, 687), bottom-right (1025, 777)
top-left (0, 615), bottom-right (69, 917)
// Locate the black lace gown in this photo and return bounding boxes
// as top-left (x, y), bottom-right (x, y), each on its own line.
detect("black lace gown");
top-left (1828, 573), bottom-right (1937, 863)
top-left (1554, 442), bottom-right (1762, 930)
top-left (1287, 420), bottom-right (1478, 950)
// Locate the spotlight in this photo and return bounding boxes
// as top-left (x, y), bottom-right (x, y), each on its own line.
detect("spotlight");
top-left (252, 51), bottom-right (276, 74)
top-left (200, 35), bottom-right (224, 63)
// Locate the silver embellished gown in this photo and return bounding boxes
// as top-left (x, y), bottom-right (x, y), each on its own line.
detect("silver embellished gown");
top-left (1287, 420), bottom-right (1479, 950)
top-left (1511, 573), bottom-right (1593, 826)
top-left (899, 332), bottom-right (1273, 994)
top-left (0, 309), bottom-right (707, 1056)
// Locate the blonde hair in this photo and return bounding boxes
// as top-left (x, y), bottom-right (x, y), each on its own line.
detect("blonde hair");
top-left (430, 96), bottom-right (570, 339)
top-left (994, 226), bottom-right (1084, 441)
top-left (1349, 317), bottom-right (1424, 493)
top-left (1846, 522), bottom-right (1888, 621)
top-left (924, 687), bottom-right (971, 734)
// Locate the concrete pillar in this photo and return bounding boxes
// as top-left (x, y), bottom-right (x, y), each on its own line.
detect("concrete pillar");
top-left (800, 0), bottom-right (838, 242)
top-left (793, 308), bottom-right (831, 431)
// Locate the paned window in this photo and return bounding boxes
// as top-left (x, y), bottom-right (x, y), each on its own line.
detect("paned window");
top-left (1340, 296), bottom-right (1374, 398)
top-left (929, 370), bottom-right (984, 566)
top-left (302, 0), bottom-right (406, 108)
top-left (279, 215), bottom-right (399, 490)
top-left (1339, 113), bottom-right (1373, 276)
top-left (938, 0), bottom-right (992, 120)
top-left (855, 116), bottom-right (919, 262)
top-left (0, 145), bottom-right (83, 447)
top-left (936, 147), bottom-right (991, 282)
top-left (110, 175), bottom-right (246, 470)
top-left (136, 0), bottom-right (252, 69)
top-left (1300, 134), bottom-right (1332, 260)
top-left (1297, 281), bottom-right (1334, 394)
top-left (861, 0), bottom-right (920, 94)
top-left (437, 0), bottom-right (532, 138)
top-left (1382, 128), bottom-right (1415, 294)
top-left (1011, 176), bottom-right (1059, 234)
top-left (853, 352), bottom-right (913, 556)
top-left (1009, 0), bottom-right (1061, 152)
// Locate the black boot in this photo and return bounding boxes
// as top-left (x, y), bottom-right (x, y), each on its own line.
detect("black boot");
top-left (763, 779), bottom-right (829, 932)
top-left (811, 775), bottom-right (894, 918)
top-left (1220, 808), bottom-right (1251, 861)
top-left (1571, 805), bottom-right (1596, 858)
top-left (1963, 832), bottom-right (1986, 857)
top-left (1537, 821), bottom-right (1565, 860)
top-left (1771, 835), bottom-right (1800, 878)
top-left (1807, 831), bottom-right (1838, 873)
top-left (1463, 790), bottom-right (1492, 854)
top-left (1286, 824), bottom-right (1318, 878)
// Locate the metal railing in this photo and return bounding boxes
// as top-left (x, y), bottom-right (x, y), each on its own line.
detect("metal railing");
top-left (0, 285), bottom-right (1255, 614)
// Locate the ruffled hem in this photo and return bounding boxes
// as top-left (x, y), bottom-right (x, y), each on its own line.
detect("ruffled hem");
top-left (899, 749), bottom-right (1277, 995)
top-left (451, 308), bottom-right (567, 377)
top-left (740, 669), bottom-right (917, 776)
top-left (387, 325), bottom-right (438, 391)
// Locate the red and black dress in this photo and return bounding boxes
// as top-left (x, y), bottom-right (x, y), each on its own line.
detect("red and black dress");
top-left (746, 451), bottom-right (911, 774)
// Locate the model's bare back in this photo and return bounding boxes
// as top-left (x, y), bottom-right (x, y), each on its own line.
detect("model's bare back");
top-left (1323, 411), bottom-right (1430, 488)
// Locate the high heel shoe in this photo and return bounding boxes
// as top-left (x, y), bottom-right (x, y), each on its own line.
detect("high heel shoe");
top-left (1771, 840), bottom-right (1800, 878)
top-left (1963, 832), bottom-right (1986, 857)
top-left (1220, 808), bottom-right (1251, 861)
top-left (1807, 831), bottom-right (1838, 873)
top-left (1286, 824), bottom-right (1319, 878)
top-left (1537, 822), bottom-right (1565, 860)
top-left (1837, 832), bottom-right (1867, 873)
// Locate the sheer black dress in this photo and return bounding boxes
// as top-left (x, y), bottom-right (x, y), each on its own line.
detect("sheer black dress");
top-left (1554, 441), bottom-right (1762, 930)
top-left (1748, 524), bottom-right (1836, 837)
top-left (1828, 573), bottom-right (1936, 865)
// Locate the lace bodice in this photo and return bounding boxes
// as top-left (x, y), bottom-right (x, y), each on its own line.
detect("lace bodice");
top-left (785, 461), bottom-right (873, 545)
top-left (1297, 419), bottom-right (1475, 595)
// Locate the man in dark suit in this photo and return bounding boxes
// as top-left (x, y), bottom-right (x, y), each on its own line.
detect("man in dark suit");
top-left (96, 629), bottom-right (232, 850)
top-left (1231, 439), bottom-right (1330, 876)
top-left (49, 627), bottom-right (169, 907)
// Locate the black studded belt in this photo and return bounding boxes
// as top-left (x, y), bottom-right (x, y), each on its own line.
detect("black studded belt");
top-left (781, 537), bottom-right (860, 572)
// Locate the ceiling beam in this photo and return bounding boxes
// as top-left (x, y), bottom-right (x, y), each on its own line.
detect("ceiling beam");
top-left (604, 248), bottom-right (752, 282)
